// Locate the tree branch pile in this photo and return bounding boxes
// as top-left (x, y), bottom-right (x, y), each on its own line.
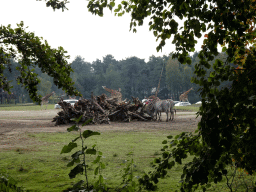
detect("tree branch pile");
top-left (52, 93), bottom-right (153, 125)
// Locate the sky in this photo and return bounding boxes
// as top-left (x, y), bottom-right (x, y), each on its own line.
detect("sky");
top-left (1, 0), bottom-right (207, 63)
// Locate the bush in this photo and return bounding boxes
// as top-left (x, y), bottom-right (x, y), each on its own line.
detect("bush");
top-left (0, 172), bottom-right (30, 192)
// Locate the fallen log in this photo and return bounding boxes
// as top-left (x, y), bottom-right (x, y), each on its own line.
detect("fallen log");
top-left (52, 93), bottom-right (153, 125)
top-left (127, 111), bottom-right (148, 121)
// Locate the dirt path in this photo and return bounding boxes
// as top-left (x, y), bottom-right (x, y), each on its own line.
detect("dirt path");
top-left (0, 110), bottom-right (201, 149)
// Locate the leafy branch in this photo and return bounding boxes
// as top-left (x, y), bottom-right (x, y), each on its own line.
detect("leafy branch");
top-left (60, 115), bottom-right (101, 191)
top-left (1, 21), bottom-right (81, 102)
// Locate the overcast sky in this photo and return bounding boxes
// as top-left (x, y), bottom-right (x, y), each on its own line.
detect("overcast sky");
top-left (1, 0), bottom-right (207, 63)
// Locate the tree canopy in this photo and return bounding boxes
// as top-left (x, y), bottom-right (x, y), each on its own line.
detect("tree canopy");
top-left (0, 21), bottom-right (81, 103)
top-left (87, 0), bottom-right (256, 190)
top-left (1, 0), bottom-right (256, 191)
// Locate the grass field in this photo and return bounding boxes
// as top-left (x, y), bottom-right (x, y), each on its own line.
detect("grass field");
top-left (0, 103), bottom-right (200, 112)
top-left (0, 130), bottom-right (187, 191)
top-left (1, 131), bottom-right (255, 192)
top-left (0, 104), bottom-right (56, 111)
top-left (1, 105), bottom-right (255, 191)
top-left (175, 104), bottom-right (201, 112)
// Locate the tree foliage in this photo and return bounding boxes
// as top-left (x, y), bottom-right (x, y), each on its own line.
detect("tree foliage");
top-left (4, 0), bottom-right (256, 190)
top-left (166, 58), bottom-right (182, 95)
top-left (0, 21), bottom-right (81, 103)
top-left (58, 0), bottom-right (256, 190)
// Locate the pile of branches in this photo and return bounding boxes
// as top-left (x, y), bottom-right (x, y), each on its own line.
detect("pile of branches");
top-left (52, 93), bottom-right (153, 125)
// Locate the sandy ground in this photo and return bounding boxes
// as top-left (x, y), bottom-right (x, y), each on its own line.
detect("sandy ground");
top-left (0, 110), bottom-right (201, 149)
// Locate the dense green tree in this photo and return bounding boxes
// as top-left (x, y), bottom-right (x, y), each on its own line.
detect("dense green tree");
top-left (135, 65), bottom-right (150, 99)
top-left (105, 64), bottom-right (123, 92)
top-left (37, 76), bottom-right (52, 97)
top-left (120, 56), bottom-right (145, 99)
top-left (102, 54), bottom-right (120, 72)
top-left (77, 74), bottom-right (96, 99)
top-left (165, 58), bottom-right (182, 100)
top-left (147, 56), bottom-right (166, 92)
top-left (0, 21), bottom-right (81, 103)
top-left (92, 58), bottom-right (109, 75)
top-left (182, 66), bottom-right (193, 91)
top-left (2, 59), bottom-right (20, 100)
top-left (84, 0), bottom-right (256, 191)
top-left (19, 1), bottom-right (256, 191)
top-left (70, 56), bottom-right (93, 75)
top-left (139, 63), bottom-right (151, 98)
top-left (70, 56), bottom-right (94, 97)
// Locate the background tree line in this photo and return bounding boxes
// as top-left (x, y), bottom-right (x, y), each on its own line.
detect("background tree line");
top-left (1, 51), bottom-right (232, 105)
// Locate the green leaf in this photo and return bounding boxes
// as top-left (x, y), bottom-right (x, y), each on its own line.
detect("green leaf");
top-left (154, 158), bottom-right (161, 163)
top-left (162, 140), bottom-right (167, 144)
top-left (72, 136), bottom-right (80, 143)
top-left (169, 161), bottom-right (175, 167)
top-left (206, 183), bottom-right (211, 188)
top-left (93, 156), bottom-right (101, 164)
top-left (100, 162), bottom-right (106, 169)
top-left (94, 167), bottom-right (99, 175)
top-left (110, 1), bottom-right (115, 7)
top-left (222, 47), bottom-right (226, 52)
top-left (82, 130), bottom-right (100, 139)
top-left (67, 160), bottom-right (74, 167)
top-left (86, 148), bottom-right (97, 155)
top-left (167, 135), bottom-right (173, 139)
top-left (71, 150), bottom-right (83, 160)
top-left (69, 164), bottom-right (83, 179)
top-left (162, 152), bottom-right (169, 158)
top-left (67, 125), bottom-right (79, 132)
top-left (99, 175), bottom-right (104, 183)
top-left (61, 142), bottom-right (77, 154)
top-left (73, 115), bottom-right (83, 123)
top-left (114, 4), bottom-right (122, 12)
top-left (82, 118), bottom-right (93, 126)
top-left (73, 180), bottom-right (84, 189)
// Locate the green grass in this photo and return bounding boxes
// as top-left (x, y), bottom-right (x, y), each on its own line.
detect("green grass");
top-left (0, 104), bottom-right (56, 111)
top-left (1, 130), bottom-right (255, 192)
top-left (0, 103), bottom-right (201, 112)
top-left (1, 105), bottom-right (255, 191)
top-left (175, 104), bottom-right (200, 112)
top-left (0, 130), bottom-right (189, 192)
top-left (0, 104), bottom-right (233, 191)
